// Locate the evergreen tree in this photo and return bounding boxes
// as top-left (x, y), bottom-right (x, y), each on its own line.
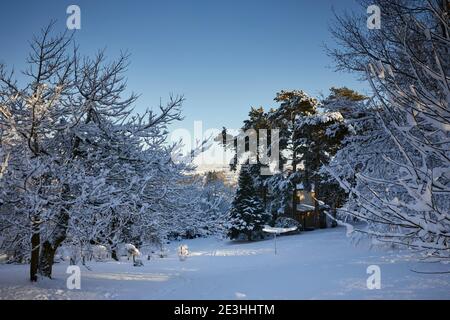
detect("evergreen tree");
top-left (269, 90), bottom-right (319, 173)
top-left (294, 104), bottom-right (348, 227)
top-left (220, 107), bottom-right (272, 211)
top-left (268, 90), bottom-right (320, 217)
top-left (227, 165), bottom-right (270, 241)
top-left (289, 87), bottom-right (367, 227)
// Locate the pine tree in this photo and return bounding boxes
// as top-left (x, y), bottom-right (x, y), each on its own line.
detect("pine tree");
top-left (268, 90), bottom-right (321, 217)
top-left (294, 106), bottom-right (348, 228)
top-left (227, 165), bottom-right (270, 241)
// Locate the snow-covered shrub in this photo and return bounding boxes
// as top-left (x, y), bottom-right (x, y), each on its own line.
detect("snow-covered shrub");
top-left (0, 253), bottom-right (7, 264)
top-left (274, 217), bottom-right (301, 231)
top-left (92, 245), bottom-right (109, 261)
top-left (125, 244), bottom-right (141, 261)
top-left (178, 244), bottom-right (189, 261)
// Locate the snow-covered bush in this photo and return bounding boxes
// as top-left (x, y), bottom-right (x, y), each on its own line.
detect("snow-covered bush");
top-left (125, 244), bottom-right (141, 261)
top-left (92, 245), bottom-right (109, 261)
top-left (178, 244), bottom-right (189, 261)
top-left (274, 217), bottom-right (301, 231)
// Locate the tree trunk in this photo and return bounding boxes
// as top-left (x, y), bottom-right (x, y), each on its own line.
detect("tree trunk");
top-left (38, 211), bottom-right (69, 279)
top-left (111, 249), bottom-right (119, 261)
top-left (30, 221), bottom-right (40, 282)
top-left (292, 114), bottom-right (298, 220)
top-left (39, 241), bottom-right (56, 278)
top-left (319, 211), bottom-right (327, 229)
top-left (263, 186), bottom-right (267, 210)
top-left (109, 216), bottom-right (120, 261)
top-left (292, 187), bottom-right (297, 219)
top-left (109, 239), bottom-right (119, 261)
top-left (331, 203), bottom-right (338, 228)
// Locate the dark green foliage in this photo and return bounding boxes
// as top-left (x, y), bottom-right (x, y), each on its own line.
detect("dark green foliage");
top-left (227, 165), bottom-right (271, 241)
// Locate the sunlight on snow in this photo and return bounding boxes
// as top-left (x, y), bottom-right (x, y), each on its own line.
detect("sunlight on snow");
top-left (189, 248), bottom-right (273, 257)
top-left (83, 273), bottom-right (171, 282)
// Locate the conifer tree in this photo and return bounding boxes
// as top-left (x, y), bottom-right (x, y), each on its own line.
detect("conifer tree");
top-left (227, 165), bottom-right (270, 241)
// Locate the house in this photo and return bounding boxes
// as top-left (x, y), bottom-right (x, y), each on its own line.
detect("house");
top-left (291, 183), bottom-right (323, 230)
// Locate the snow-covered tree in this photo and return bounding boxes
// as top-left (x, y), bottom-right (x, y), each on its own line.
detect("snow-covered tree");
top-left (222, 90), bottom-right (349, 225)
top-left (295, 107), bottom-right (348, 227)
top-left (0, 23), bottom-right (216, 280)
top-left (327, 1), bottom-right (450, 260)
top-left (269, 90), bottom-right (319, 173)
top-left (267, 91), bottom-right (321, 218)
top-left (222, 91), bottom-right (321, 218)
top-left (227, 165), bottom-right (271, 241)
top-left (199, 171), bottom-right (233, 237)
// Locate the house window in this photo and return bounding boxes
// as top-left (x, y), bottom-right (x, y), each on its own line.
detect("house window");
top-left (297, 190), bottom-right (315, 206)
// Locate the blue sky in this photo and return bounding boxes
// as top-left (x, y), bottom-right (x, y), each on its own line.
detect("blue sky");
top-left (0, 0), bottom-right (367, 134)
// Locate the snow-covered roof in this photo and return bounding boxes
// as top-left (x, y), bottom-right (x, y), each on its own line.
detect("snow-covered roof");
top-left (296, 204), bottom-right (315, 212)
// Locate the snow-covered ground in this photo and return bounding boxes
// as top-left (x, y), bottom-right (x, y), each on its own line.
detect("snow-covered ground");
top-left (1, 227), bottom-right (449, 300)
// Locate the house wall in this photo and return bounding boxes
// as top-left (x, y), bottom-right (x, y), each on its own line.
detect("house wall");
top-left (293, 211), bottom-right (321, 230)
